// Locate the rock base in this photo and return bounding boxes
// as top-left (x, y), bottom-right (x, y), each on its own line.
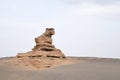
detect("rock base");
top-left (17, 50), bottom-right (66, 59)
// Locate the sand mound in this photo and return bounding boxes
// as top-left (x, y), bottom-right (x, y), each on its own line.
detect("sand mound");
top-left (0, 57), bottom-right (77, 70)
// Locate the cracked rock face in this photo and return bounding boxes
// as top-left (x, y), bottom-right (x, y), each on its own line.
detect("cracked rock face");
top-left (32, 28), bottom-right (56, 51)
top-left (17, 28), bottom-right (66, 58)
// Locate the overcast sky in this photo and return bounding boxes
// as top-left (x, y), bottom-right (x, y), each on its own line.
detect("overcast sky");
top-left (0, 0), bottom-right (120, 58)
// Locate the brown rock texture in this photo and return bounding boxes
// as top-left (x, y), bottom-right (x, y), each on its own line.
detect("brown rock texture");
top-left (17, 28), bottom-right (66, 58)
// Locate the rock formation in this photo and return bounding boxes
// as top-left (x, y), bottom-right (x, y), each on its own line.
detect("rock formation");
top-left (17, 28), bottom-right (66, 58)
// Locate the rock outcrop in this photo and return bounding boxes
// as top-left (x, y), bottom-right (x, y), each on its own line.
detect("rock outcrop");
top-left (17, 28), bottom-right (66, 58)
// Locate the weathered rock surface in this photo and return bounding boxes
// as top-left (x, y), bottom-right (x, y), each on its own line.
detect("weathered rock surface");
top-left (17, 28), bottom-right (66, 58)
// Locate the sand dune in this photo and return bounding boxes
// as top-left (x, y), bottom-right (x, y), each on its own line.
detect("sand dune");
top-left (0, 57), bottom-right (120, 80)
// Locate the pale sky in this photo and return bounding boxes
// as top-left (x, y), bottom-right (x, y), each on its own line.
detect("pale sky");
top-left (0, 0), bottom-right (120, 58)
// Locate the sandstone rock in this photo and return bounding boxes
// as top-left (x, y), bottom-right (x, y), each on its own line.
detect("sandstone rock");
top-left (16, 28), bottom-right (66, 58)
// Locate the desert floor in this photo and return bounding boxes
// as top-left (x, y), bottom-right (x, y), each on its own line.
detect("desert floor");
top-left (0, 57), bottom-right (120, 80)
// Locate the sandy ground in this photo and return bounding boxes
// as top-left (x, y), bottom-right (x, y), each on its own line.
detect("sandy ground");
top-left (0, 57), bottom-right (120, 80)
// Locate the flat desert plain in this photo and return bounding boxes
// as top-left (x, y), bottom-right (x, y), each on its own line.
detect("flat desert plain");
top-left (0, 57), bottom-right (120, 80)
